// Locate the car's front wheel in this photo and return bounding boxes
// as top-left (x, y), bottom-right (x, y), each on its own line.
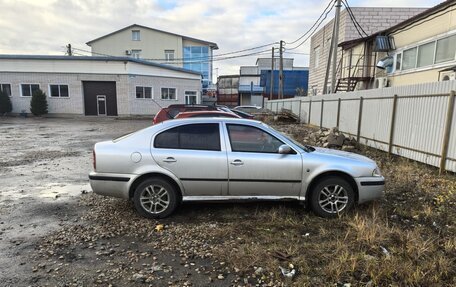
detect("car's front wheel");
top-left (133, 178), bottom-right (178, 219)
top-left (310, 176), bottom-right (355, 218)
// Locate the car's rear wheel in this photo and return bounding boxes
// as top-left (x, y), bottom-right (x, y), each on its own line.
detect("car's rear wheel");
top-left (310, 176), bottom-right (355, 218)
top-left (133, 178), bottom-right (178, 219)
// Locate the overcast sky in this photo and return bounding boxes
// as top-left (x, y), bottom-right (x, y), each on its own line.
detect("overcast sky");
top-left (0, 0), bottom-right (441, 78)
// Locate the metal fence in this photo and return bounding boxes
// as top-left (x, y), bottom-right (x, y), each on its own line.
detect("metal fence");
top-left (265, 81), bottom-right (456, 173)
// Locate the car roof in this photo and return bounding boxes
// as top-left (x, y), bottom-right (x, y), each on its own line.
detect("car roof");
top-left (159, 117), bottom-right (262, 127)
top-left (177, 110), bottom-right (238, 116)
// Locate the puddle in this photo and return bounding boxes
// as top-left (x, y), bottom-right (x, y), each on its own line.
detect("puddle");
top-left (38, 183), bottom-right (91, 199)
top-left (0, 183), bottom-right (91, 205)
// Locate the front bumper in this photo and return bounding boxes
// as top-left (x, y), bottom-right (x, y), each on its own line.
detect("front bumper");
top-left (355, 176), bottom-right (385, 204)
top-left (89, 172), bottom-right (135, 199)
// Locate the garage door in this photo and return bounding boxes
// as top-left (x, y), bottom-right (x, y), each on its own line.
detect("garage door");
top-left (83, 81), bottom-right (118, 116)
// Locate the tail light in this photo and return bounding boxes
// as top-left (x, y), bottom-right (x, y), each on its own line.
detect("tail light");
top-left (92, 149), bottom-right (96, 170)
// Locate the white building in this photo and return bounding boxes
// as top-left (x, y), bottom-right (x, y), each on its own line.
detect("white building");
top-left (0, 55), bottom-right (202, 116)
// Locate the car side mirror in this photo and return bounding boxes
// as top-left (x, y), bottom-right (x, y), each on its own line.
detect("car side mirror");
top-left (278, 144), bottom-right (292, 154)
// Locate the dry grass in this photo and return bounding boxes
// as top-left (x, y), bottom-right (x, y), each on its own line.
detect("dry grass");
top-left (205, 124), bottom-right (456, 286)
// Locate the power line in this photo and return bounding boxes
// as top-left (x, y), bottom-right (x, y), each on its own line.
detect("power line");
top-left (285, 1), bottom-right (336, 50)
top-left (342, 0), bottom-right (368, 37)
top-left (284, 51), bottom-right (310, 55)
top-left (285, 0), bottom-right (335, 45)
top-left (71, 46), bottom-right (274, 65)
top-left (73, 42), bottom-right (279, 63)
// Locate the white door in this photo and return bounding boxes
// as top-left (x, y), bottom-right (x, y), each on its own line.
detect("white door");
top-left (185, 91), bottom-right (198, 104)
top-left (97, 95), bottom-right (106, 116)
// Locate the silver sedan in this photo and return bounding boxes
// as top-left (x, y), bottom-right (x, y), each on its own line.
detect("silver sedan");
top-left (89, 118), bottom-right (384, 218)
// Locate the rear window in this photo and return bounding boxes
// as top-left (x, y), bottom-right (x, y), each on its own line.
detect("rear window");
top-left (154, 123), bottom-right (221, 151)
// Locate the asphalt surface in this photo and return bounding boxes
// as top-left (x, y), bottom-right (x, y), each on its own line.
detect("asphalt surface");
top-left (0, 117), bottom-right (151, 286)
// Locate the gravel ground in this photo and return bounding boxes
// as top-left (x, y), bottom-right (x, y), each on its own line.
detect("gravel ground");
top-left (1, 117), bottom-right (454, 287)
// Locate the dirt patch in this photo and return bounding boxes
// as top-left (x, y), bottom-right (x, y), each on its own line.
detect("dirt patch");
top-left (1, 117), bottom-right (455, 286)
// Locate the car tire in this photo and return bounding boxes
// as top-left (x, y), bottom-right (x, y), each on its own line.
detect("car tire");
top-left (133, 178), bottom-right (179, 219)
top-left (310, 176), bottom-right (355, 218)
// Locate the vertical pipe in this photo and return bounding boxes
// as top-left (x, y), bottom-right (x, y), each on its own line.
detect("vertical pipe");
top-left (308, 100), bottom-right (312, 125)
top-left (279, 41), bottom-right (284, 99)
top-left (336, 98), bottom-right (341, 128)
top-left (298, 100), bottom-right (302, 123)
top-left (270, 47), bottom-right (274, 100)
top-left (330, 0), bottom-right (342, 93)
top-left (357, 97), bottom-right (363, 143)
top-left (440, 91), bottom-right (456, 174)
top-left (320, 99), bottom-right (325, 128)
top-left (388, 94), bottom-right (398, 156)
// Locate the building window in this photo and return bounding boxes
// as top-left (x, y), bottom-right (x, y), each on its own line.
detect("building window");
top-left (21, 84), bottom-right (40, 97)
top-left (131, 49), bottom-right (141, 59)
top-left (395, 53), bottom-right (402, 71)
top-left (136, 86), bottom-right (152, 99)
top-left (185, 91), bottom-right (197, 104)
top-left (314, 46), bottom-right (321, 68)
top-left (402, 47), bottom-right (417, 70)
top-left (417, 42), bottom-right (435, 68)
top-left (161, 88), bottom-right (176, 100)
top-left (183, 46), bottom-right (210, 83)
top-left (0, 84), bottom-right (11, 97)
top-left (132, 30), bottom-right (140, 41)
top-left (49, 84), bottom-right (69, 98)
top-left (435, 34), bottom-right (456, 64)
top-left (165, 50), bottom-right (175, 62)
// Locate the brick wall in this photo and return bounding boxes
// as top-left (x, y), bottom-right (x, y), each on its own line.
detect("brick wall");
top-left (0, 72), bottom-right (200, 116)
top-left (309, 7), bottom-right (427, 95)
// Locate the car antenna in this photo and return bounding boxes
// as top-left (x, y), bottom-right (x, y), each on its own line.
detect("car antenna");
top-left (150, 97), bottom-right (174, 119)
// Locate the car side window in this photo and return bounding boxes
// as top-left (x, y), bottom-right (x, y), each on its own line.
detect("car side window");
top-left (154, 123), bottom-right (221, 151)
top-left (227, 124), bottom-right (284, 153)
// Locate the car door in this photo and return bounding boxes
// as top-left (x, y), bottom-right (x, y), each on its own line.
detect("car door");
top-left (224, 123), bottom-right (302, 197)
top-left (151, 123), bottom-right (228, 196)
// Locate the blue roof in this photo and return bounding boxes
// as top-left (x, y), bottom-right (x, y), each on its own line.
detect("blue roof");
top-left (0, 54), bottom-right (201, 75)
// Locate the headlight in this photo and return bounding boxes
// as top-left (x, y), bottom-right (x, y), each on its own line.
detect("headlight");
top-left (372, 167), bottom-right (382, 177)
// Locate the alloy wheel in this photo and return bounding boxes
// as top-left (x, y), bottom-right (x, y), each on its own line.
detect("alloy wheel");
top-left (139, 185), bottom-right (170, 214)
top-left (318, 184), bottom-right (349, 214)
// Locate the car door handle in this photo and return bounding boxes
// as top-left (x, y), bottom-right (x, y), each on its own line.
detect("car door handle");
top-left (230, 159), bottom-right (244, 166)
top-left (163, 157), bottom-right (177, 163)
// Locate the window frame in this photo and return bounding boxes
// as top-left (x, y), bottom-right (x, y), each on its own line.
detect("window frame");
top-left (20, 83), bottom-right (40, 97)
top-left (48, 84), bottom-right (70, 98)
top-left (0, 83), bottom-right (12, 97)
top-left (153, 123), bottom-right (222, 151)
top-left (164, 50), bottom-right (175, 62)
top-left (314, 45), bottom-right (321, 69)
top-left (131, 49), bottom-right (141, 59)
top-left (391, 31), bottom-right (456, 74)
top-left (226, 124), bottom-right (288, 154)
top-left (184, 90), bottom-right (198, 105)
top-left (135, 86), bottom-right (153, 99)
top-left (435, 34), bottom-right (456, 64)
top-left (132, 30), bottom-right (140, 41)
top-left (160, 87), bottom-right (177, 101)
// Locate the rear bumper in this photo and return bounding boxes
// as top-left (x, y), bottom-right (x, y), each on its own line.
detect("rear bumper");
top-left (355, 176), bottom-right (385, 204)
top-left (89, 172), bottom-right (135, 199)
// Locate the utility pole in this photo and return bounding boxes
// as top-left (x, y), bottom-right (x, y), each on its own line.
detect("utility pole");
top-left (270, 47), bottom-right (274, 100)
top-left (66, 44), bottom-right (72, 56)
top-left (330, 0), bottom-right (342, 94)
top-left (279, 40), bottom-right (284, 99)
top-left (323, 24), bottom-right (334, 94)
